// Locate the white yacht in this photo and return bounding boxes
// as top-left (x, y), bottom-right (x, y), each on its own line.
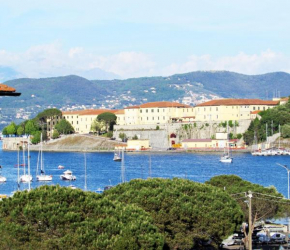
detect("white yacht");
top-left (60, 170), bottom-right (76, 181)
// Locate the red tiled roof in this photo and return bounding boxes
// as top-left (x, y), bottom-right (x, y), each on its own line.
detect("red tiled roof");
top-left (114, 109), bottom-right (125, 115)
top-left (125, 105), bottom-right (140, 110)
top-left (62, 110), bottom-right (87, 115)
top-left (79, 109), bottom-right (114, 116)
top-left (183, 139), bottom-right (212, 142)
top-left (62, 109), bottom-right (117, 116)
top-left (196, 99), bottom-right (279, 107)
top-left (125, 101), bottom-right (192, 109)
top-left (250, 110), bottom-right (262, 114)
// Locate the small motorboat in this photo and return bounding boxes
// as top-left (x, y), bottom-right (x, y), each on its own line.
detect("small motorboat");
top-left (58, 165), bottom-right (65, 169)
top-left (60, 170), bottom-right (76, 181)
top-left (96, 188), bottom-right (104, 194)
top-left (0, 166), bottom-right (6, 182)
top-left (0, 175), bottom-right (7, 182)
top-left (68, 184), bottom-right (77, 189)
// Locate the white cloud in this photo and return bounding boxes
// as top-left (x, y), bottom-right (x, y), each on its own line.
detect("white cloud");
top-left (0, 43), bottom-right (290, 79)
top-left (161, 50), bottom-right (290, 76)
top-left (0, 42), bottom-right (155, 79)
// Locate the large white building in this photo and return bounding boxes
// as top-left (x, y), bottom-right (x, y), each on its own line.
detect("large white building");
top-left (195, 99), bottom-right (279, 122)
top-left (118, 101), bottom-right (195, 126)
top-left (62, 109), bottom-right (120, 134)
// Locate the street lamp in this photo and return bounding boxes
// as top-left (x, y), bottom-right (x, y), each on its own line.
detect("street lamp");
top-left (276, 163), bottom-right (290, 234)
top-left (276, 163), bottom-right (290, 199)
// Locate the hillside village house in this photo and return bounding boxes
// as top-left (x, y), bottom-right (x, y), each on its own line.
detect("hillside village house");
top-left (195, 99), bottom-right (279, 122)
top-left (119, 101), bottom-right (195, 126)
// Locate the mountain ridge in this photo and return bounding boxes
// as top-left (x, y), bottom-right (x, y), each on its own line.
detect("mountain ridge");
top-left (1, 71), bottom-right (290, 127)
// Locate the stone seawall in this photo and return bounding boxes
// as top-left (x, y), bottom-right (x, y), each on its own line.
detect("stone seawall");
top-left (114, 120), bottom-right (251, 150)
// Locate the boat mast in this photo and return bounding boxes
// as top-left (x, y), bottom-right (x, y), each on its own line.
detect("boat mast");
top-left (17, 144), bottom-right (20, 190)
top-left (23, 144), bottom-right (26, 175)
top-left (227, 121), bottom-right (230, 156)
top-left (28, 142), bottom-right (31, 191)
top-left (121, 148), bottom-right (125, 183)
top-left (84, 152), bottom-right (87, 191)
top-left (148, 154), bottom-right (152, 178)
top-left (40, 133), bottom-right (43, 175)
top-left (279, 124), bottom-right (281, 148)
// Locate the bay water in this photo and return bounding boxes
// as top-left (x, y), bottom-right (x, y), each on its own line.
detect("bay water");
top-left (0, 140), bottom-right (290, 199)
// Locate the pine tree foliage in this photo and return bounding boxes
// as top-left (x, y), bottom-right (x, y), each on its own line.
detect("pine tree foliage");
top-left (104, 178), bottom-right (243, 249)
top-left (0, 186), bottom-right (164, 250)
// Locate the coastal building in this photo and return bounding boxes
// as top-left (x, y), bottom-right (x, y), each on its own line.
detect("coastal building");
top-left (126, 139), bottom-right (150, 151)
top-left (182, 138), bottom-right (223, 149)
top-left (195, 99), bottom-right (279, 122)
top-left (62, 109), bottom-right (120, 134)
top-left (47, 115), bottom-right (62, 137)
top-left (120, 101), bottom-right (195, 126)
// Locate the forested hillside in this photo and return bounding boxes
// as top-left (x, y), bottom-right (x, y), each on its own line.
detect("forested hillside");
top-left (1, 71), bottom-right (290, 127)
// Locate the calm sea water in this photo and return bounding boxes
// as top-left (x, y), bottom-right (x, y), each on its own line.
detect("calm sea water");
top-left (0, 141), bottom-right (290, 197)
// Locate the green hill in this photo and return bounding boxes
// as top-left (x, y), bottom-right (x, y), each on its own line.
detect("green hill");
top-left (1, 71), bottom-right (290, 122)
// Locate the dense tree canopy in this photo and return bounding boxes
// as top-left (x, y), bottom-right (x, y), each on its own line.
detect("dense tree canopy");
top-left (97, 112), bottom-right (117, 131)
top-left (24, 120), bottom-right (39, 135)
top-left (243, 100), bottom-right (290, 144)
top-left (206, 175), bottom-right (285, 221)
top-left (91, 119), bottom-right (106, 134)
top-left (104, 178), bottom-right (243, 249)
top-left (5, 122), bottom-right (17, 135)
top-left (35, 108), bottom-right (62, 122)
top-left (52, 129), bottom-right (59, 139)
top-left (16, 126), bottom-right (25, 136)
top-left (0, 186), bottom-right (164, 250)
top-left (55, 119), bottom-right (74, 135)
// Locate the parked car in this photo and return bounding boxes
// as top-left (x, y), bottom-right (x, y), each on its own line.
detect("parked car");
top-left (270, 232), bottom-right (286, 244)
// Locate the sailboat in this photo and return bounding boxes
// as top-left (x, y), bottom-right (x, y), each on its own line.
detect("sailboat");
top-left (0, 165), bottom-right (6, 182)
top-left (36, 134), bottom-right (52, 181)
top-left (20, 142), bottom-right (33, 183)
top-left (113, 148), bottom-right (122, 161)
top-left (219, 122), bottom-right (233, 163)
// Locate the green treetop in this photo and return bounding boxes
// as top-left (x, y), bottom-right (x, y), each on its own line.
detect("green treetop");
top-left (55, 119), bottom-right (74, 135)
top-left (6, 122), bottom-right (17, 136)
top-left (104, 178), bottom-right (243, 249)
top-left (206, 175), bottom-right (285, 221)
top-left (97, 112), bottom-right (117, 132)
top-left (0, 185), bottom-right (164, 250)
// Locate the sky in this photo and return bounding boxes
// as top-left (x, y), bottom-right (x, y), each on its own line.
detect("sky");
top-left (1, 0), bottom-right (290, 79)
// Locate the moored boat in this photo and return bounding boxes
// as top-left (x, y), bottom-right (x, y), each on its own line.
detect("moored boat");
top-left (113, 150), bottom-right (122, 161)
top-left (0, 175), bottom-right (6, 182)
top-left (220, 154), bottom-right (233, 163)
top-left (36, 134), bottom-right (53, 181)
top-left (60, 170), bottom-right (76, 181)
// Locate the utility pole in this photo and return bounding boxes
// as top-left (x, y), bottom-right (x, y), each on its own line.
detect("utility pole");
top-left (248, 191), bottom-right (253, 250)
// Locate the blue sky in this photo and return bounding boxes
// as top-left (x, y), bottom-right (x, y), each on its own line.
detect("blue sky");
top-left (1, 0), bottom-right (290, 79)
